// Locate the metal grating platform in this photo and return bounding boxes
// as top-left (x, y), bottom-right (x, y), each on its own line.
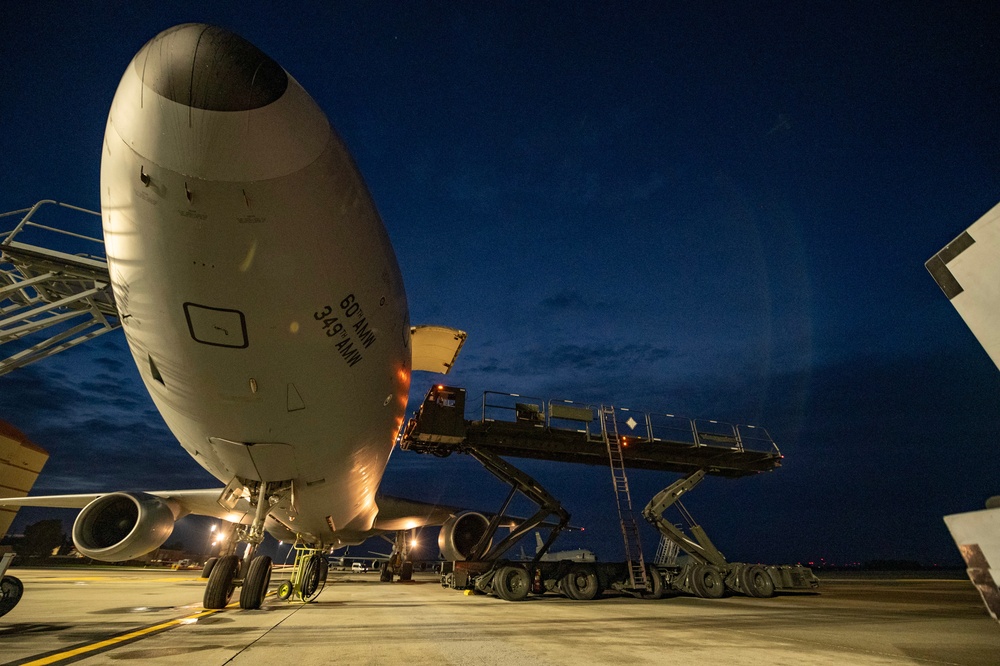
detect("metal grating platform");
top-left (400, 386), bottom-right (783, 478)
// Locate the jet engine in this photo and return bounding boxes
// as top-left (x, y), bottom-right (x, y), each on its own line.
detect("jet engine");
top-left (438, 511), bottom-right (492, 561)
top-left (72, 492), bottom-right (178, 562)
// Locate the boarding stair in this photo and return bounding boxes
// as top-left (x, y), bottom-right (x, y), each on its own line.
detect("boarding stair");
top-left (0, 201), bottom-right (118, 377)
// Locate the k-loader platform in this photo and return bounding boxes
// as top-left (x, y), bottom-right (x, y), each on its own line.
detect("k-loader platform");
top-left (401, 385), bottom-right (818, 601)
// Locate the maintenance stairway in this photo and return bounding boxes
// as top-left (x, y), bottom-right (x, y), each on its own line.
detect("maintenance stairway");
top-left (400, 387), bottom-right (783, 478)
top-left (0, 201), bottom-right (119, 376)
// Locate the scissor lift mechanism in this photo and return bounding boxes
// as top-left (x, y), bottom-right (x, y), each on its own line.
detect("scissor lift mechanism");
top-left (401, 385), bottom-right (817, 600)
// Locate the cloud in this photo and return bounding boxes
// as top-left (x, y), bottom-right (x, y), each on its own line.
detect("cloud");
top-left (462, 341), bottom-right (674, 379)
top-left (540, 289), bottom-right (589, 310)
top-left (0, 334), bottom-right (214, 494)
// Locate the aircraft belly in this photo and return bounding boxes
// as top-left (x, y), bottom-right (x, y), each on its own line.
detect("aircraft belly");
top-left (99, 38), bottom-right (412, 541)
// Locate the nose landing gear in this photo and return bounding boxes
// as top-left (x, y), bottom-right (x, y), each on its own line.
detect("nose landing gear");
top-left (203, 481), bottom-right (289, 610)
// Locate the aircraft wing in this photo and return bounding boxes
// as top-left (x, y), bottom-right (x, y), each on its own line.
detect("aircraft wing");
top-left (371, 493), bottom-right (572, 532)
top-left (926, 200), bottom-right (1000, 370)
top-left (372, 493), bottom-right (462, 531)
top-left (0, 488), bottom-right (249, 521)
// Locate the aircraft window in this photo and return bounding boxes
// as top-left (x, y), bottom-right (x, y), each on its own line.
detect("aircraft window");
top-left (183, 303), bottom-right (248, 348)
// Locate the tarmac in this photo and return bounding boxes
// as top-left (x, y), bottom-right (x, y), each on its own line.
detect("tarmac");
top-left (1, 567), bottom-right (998, 665)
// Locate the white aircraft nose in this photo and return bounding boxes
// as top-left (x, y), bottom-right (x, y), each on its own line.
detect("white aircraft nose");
top-left (139, 23), bottom-right (288, 113)
top-left (108, 24), bottom-right (331, 182)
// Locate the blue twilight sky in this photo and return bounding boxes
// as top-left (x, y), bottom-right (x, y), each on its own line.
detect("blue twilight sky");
top-left (1, 1), bottom-right (999, 565)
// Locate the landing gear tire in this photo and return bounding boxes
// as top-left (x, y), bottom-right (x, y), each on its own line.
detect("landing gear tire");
top-left (0, 575), bottom-right (24, 617)
top-left (691, 565), bottom-right (725, 599)
top-left (204, 554), bottom-right (240, 609)
top-left (744, 565), bottom-right (775, 598)
top-left (379, 561), bottom-right (393, 583)
top-left (400, 561), bottom-right (413, 581)
top-left (239, 555), bottom-right (273, 610)
top-left (200, 557), bottom-right (218, 580)
top-left (644, 566), bottom-right (664, 600)
top-left (493, 565), bottom-right (530, 601)
top-left (562, 565), bottom-right (600, 601)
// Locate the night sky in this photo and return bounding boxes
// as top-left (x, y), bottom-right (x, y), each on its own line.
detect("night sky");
top-left (2, 2), bottom-right (999, 566)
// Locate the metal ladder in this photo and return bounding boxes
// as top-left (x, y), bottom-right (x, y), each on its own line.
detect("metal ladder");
top-left (601, 405), bottom-right (648, 590)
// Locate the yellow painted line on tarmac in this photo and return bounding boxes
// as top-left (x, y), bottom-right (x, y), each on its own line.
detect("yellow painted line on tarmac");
top-left (15, 607), bottom-right (222, 666)
top-left (14, 589), bottom-right (281, 665)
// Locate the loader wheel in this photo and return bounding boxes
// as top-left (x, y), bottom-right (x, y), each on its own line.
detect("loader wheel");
top-left (493, 565), bottom-right (530, 601)
top-left (691, 565), bottom-right (725, 599)
top-left (744, 565), bottom-right (775, 598)
top-left (644, 566), bottom-right (664, 600)
top-left (562, 565), bottom-right (601, 601)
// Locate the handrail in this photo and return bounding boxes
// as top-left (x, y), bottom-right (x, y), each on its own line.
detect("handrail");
top-left (481, 390), bottom-right (546, 423)
top-left (0, 200), bottom-right (102, 250)
top-left (475, 390), bottom-right (780, 455)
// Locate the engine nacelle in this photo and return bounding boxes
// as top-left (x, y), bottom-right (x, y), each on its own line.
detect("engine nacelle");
top-left (438, 511), bottom-right (492, 561)
top-left (72, 492), bottom-right (177, 562)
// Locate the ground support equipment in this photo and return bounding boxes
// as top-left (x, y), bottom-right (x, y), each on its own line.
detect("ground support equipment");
top-left (0, 549), bottom-right (23, 618)
top-left (436, 441), bottom-right (574, 599)
top-left (404, 385), bottom-right (816, 601)
top-left (642, 470), bottom-right (819, 597)
top-left (274, 544), bottom-right (329, 603)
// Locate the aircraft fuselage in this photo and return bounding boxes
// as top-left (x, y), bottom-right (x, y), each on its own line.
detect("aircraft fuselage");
top-left (99, 24), bottom-right (411, 545)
